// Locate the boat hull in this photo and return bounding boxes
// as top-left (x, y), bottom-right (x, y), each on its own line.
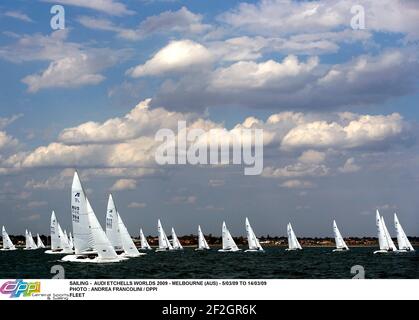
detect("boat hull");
top-left (245, 249), bottom-right (264, 253)
top-left (61, 254), bottom-right (127, 263)
top-left (45, 249), bottom-right (74, 255)
top-left (333, 248), bottom-right (349, 252)
top-left (218, 249), bottom-right (241, 252)
top-left (119, 252), bottom-right (146, 258)
top-left (155, 248), bottom-right (173, 252)
top-left (285, 248), bottom-right (302, 251)
top-left (0, 248), bottom-right (17, 251)
top-left (373, 249), bottom-right (396, 254)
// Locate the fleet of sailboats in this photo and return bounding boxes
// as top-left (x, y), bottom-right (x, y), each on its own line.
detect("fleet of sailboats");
top-left (1, 172), bottom-right (416, 257)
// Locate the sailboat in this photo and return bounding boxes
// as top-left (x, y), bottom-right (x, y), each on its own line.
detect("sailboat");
top-left (24, 230), bottom-right (38, 250)
top-left (245, 218), bottom-right (264, 252)
top-left (45, 211), bottom-right (73, 254)
top-left (62, 172), bottom-right (125, 263)
top-left (156, 219), bottom-right (173, 252)
top-left (171, 228), bottom-right (183, 250)
top-left (374, 210), bottom-right (397, 254)
top-left (36, 234), bottom-right (46, 249)
top-left (394, 213), bottom-right (415, 253)
top-left (1, 226), bottom-right (17, 251)
top-left (139, 228), bottom-right (152, 250)
top-left (332, 220), bottom-right (349, 252)
top-left (218, 222), bottom-right (240, 252)
top-left (286, 223), bottom-right (302, 251)
top-left (106, 195), bottom-right (143, 257)
top-left (195, 225), bottom-right (210, 251)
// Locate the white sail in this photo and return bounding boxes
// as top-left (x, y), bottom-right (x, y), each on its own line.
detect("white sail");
top-left (287, 223), bottom-right (302, 250)
top-left (140, 228), bottom-right (152, 250)
top-left (171, 228), bottom-right (183, 250)
top-left (197, 225), bottom-right (210, 250)
top-left (333, 220), bottom-right (349, 251)
top-left (86, 197), bottom-right (119, 260)
top-left (37, 234), bottom-right (46, 248)
top-left (68, 232), bottom-right (74, 249)
top-left (220, 222), bottom-right (240, 252)
top-left (157, 219), bottom-right (173, 251)
top-left (394, 213), bottom-right (414, 252)
top-left (26, 230), bottom-right (37, 250)
top-left (245, 218), bottom-right (263, 251)
top-left (376, 210), bottom-right (388, 250)
top-left (106, 195), bottom-right (123, 252)
top-left (50, 211), bottom-right (62, 251)
top-left (381, 216), bottom-right (397, 251)
top-left (2, 226), bottom-right (16, 250)
top-left (58, 223), bottom-right (73, 253)
top-left (118, 213), bottom-right (141, 257)
top-left (71, 172), bottom-right (93, 254)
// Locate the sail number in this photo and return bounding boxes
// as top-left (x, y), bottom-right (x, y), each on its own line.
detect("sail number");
top-left (72, 205), bottom-right (80, 223)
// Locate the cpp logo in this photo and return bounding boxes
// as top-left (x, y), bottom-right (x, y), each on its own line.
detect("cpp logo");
top-left (0, 280), bottom-right (41, 298)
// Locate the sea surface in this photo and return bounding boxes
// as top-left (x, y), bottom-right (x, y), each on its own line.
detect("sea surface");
top-left (0, 247), bottom-right (418, 279)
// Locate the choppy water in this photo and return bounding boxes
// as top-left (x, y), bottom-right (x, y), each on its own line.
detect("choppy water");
top-left (0, 247), bottom-right (418, 279)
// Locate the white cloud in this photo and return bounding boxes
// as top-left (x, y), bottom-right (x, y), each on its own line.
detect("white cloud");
top-left (0, 30), bottom-right (129, 92)
top-left (339, 158), bottom-right (361, 173)
top-left (298, 150), bottom-right (326, 164)
top-left (220, 0), bottom-right (419, 41)
top-left (0, 114), bottom-right (23, 130)
top-left (4, 11), bottom-right (33, 22)
top-left (282, 113), bottom-right (404, 150)
top-left (41, 0), bottom-right (134, 16)
top-left (127, 40), bottom-right (212, 77)
top-left (27, 201), bottom-right (48, 208)
top-left (262, 163), bottom-right (330, 178)
top-left (0, 131), bottom-right (19, 151)
top-left (128, 202), bottom-right (147, 209)
top-left (110, 179), bottom-right (137, 191)
top-left (280, 180), bottom-right (316, 189)
top-left (209, 55), bottom-right (319, 90)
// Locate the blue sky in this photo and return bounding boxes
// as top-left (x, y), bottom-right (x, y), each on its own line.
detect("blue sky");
top-left (0, 0), bottom-right (419, 238)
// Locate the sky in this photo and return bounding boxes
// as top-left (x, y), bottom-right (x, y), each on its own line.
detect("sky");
top-left (0, 0), bottom-right (419, 238)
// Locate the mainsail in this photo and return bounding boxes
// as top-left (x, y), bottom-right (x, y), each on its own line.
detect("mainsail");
top-left (157, 219), bottom-right (173, 251)
top-left (2, 226), bottom-right (16, 250)
top-left (118, 212), bottom-right (141, 257)
top-left (106, 195), bottom-right (123, 252)
top-left (197, 225), bottom-right (210, 250)
top-left (71, 172), bottom-right (93, 254)
top-left (220, 222), bottom-right (240, 252)
top-left (37, 234), bottom-right (46, 248)
top-left (287, 223), bottom-right (302, 250)
top-left (140, 228), bottom-right (152, 250)
top-left (50, 211), bottom-right (62, 251)
top-left (171, 228), bottom-right (183, 250)
top-left (333, 220), bottom-right (349, 251)
top-left (381, 216), bottom-right (397, 251)
top-left (26, 230), bottom-right (37, 250)
top-left (245, 218), bottom-right (263, 251)
top-left (394, 213), bottom-right (414, 252)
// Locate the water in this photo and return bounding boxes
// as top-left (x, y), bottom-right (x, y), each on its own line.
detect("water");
top-left (1, 247), bottom-right (418, 279)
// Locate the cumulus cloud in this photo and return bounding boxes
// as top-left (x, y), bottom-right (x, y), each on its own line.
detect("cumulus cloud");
top-left (0, 114), bottom-right (23, 130)
top-left (0, 30), bottom-right (129, 92)
top-left (41, 0), bottom-right (134, 16)
top-left (171, 195), bottom-right (197, 204)
top-left (281, 113), bottom-right (405, 150)
top-left (298, 150), bottom-right (326, 164)
top-left (127, 40), bottom-right (212, 77)
top-left (110, 179), bottom-right (137, 191)
top-left (0, 132), bottom-right (19, 151)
